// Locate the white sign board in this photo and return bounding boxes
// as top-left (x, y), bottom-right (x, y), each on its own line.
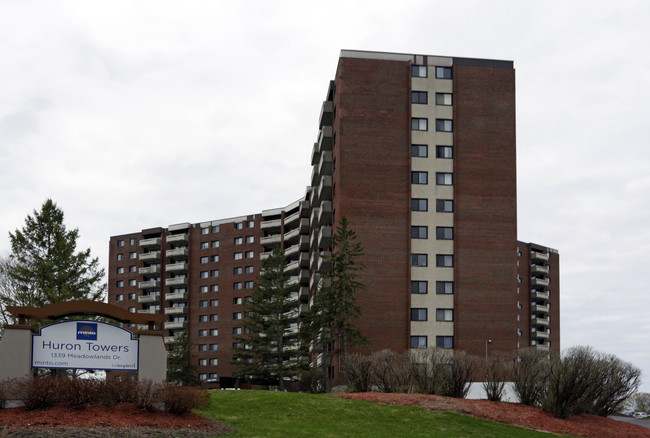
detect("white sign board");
top-left (32, 320), bottom-right (139, 371)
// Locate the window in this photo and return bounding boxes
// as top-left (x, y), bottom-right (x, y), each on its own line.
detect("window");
top-left (247, 221), bottom-right (254, 228)
top-left (436, 309), bottom-right (454, 322)
top-left (200, 242), bottom-right (209, 249)
top-left (233, 297), bottom-right (243, 305)
top-left (233, 327), bottom-right (242, 335)
top-left (244, 266), bottom-right (254, 274)
top-left (245, 236), bottom-right (254, 244)
top-left (410, 336), bottom-right (427, 348)
top-left (116, 267), bottom-right (124, 274)
top-left (436, 336), bottom-right (454, 348)
top-left (234, 237), bottom-right (243, 245)
top-left (234, 252), bottom-right (243, 260)
top-left (436, 199), bottom-right (453, 212)
top-left (436, 254), bottom-right (454, 267)
top-left (411, 91), bottom-right (428, 104)
top-left (436, 146), bottom-right (453, 158)
top-left (210, 329), bottom-right (218, 336)
top-left (200, 285), bottom-right (208, 293)
top-left (210, 299), bottom-right (218, 307)
top-left (212, 225), bottom-right (220, 233)
top-left (200, 271), bottom-right (208, 279)
top-left (435, 93), bottom-right (452, 106)
top-left (211, 240), bottom-right (219, 248)
top-left (210, 358), bottom-right (218, 366)
top-left (130, 238), bottom-right (136, 245)
top-left (245, 251), bottom-right (254, 259)
top-left (233, 312), bottom-right (242, 320)
top-left (411, 281), bottom-right (428, 294)
top-left (436, 119), bottom-right (453, 132)
top-left (436, 227), bottom-right (454, 240)
top-left (411, 308), bottom-right (428, 321)
top-left (129, 265), bottom-right (136, 273)
top-left (117, 254), bottom-right (124, 261)
top-left (412, 65), bottom-right (427, 77)
top-left (436, 172), bottom-right (453, 185)
top-left (211, 255), bottom-right (219, 262)
top-left (245, 281), bottom-right (254, 289)
top-left (210, 284), bottom-right (219, 292)
top-left (198, 359), bottom-right (207, 366)
top-left (244, 296), bottom-right (253, 304)
top-left (411, 226), bottom-right (428, 239)
top-left (210, 269), bottom-right (219, 277)
top-left (198, 344), bottom-right (207, 352)
top-left (411, 118), bottom-right (428, 131)
top-left (201, 227), bottom-right (210, 235)
top-left (199, 373), bottom-right (207, 381)
top-left (129, 252), bottom-right (137, 259)
top-left (116, 281), bottom-right (124, 288)
top-left (233, 282), bottom-right (242, 290)
top-left (117, 240), bottom-right (125, 247)
top-left (209, 344), bottom-right (218, 352)
top-left (436, 281), bottom-right (454, 295)
top-left (411, 171), bottom-right (428, 184)
top-left (233, 267), bottom-right (242, 275)
top-left (128, 279), bottom-right (136, 286)
top-left (435, 66), bottom-right (452, 79)
top-left (199, 315), bottom-right (208, 322)
top-left (210, 314), bottom-right (218, 322)
top-left (200, 256), bottom-right (209, 264)
top-left (232, 342), bottom-right (242, 349)
top-left (115, 294), bottom-right (124, 302)
top-left (411, 254), bottom-right (428, 267)
top-left (411, 198), bottom-right (428, 212)
top-left (199, 300), bottom-right (208, 308)
top-left (198, 329), bottom-right (207, 337)
top-left (234, 222), bottom-right (243, 230)
top-left (411, 144), bottom-right (428, 158)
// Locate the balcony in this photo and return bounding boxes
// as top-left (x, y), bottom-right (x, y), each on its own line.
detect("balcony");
top-left (138, 280), bottom-right (160, 290)
top-left (287, 275), bottom-right (299, 287)
top-left (299, 269), bottom-right (309, 284)
top-left (533, 329), bottom-right (550, 339)
top-left (285, 260), bottom-right (300, 273)
top-left (164, 306), bottom-right (187, 316)
top-left (299, 252), bottom-right (309, 268)
top-left (318, 151), bottom-right (333, 177)
top-left (165, 277), bottom-right (187, 287)
top-left (318, 126), bottom-right (333, 152)
top-left (138, 293), bottom-right (160, 304)
top-left (165, 291), bottom-right (187, 301)
top-left (139, 251), bottom-right (160, 262)
top-left (299, 286), bottom-right (309, 302)
top-left (299, 218), bottom-right (309, 234)
top-left (285, 244), bottom-right (299, 258)
top-left (260, 234), bottom-right (281, 248)
top-left (319, 100), bottom-right (333, 129)
top-left (318, 251), bottom-right (331, 271)
top-left (284, 211), bottom-right (300, 226)
top-left (260, 251), bottom-right (271, 261)
top-left (139, 266), bottom-right (160, 276)
top-left (166, 247), bottom-right (188, 260)
top-left (531, 251), bottom-right (549, 262)
top-left (531, 278), bottom-right (550, 288)
top-left (261, 218), bottom-right (282, 233)
top-left (299, 303), bottom-right (309, 317)
top-left (532, 316), bottom-right (550, 326)
top-left (164, 321), bottom-right (186, 330)
top-left (535, 343), bottom-right (550, 351)
top-left (319, 201), bottom-right (332, 226)
top-left (533, 291), bottom-right (550, 300)
top-left (531, 264), bottom-right (549, 275)
top-left (163, 336), bottom-right (175, 344)
top-left (318, 226), bottom-right (332, 249)
top-left (299, 234), bottom-right (309, 251)
top-left (299, 200), bottom-right (309, 218)
top-left (311, 142), bottom-right (321, 166)
top-left (166, 233), bottom-right (188, 245)
top-left (284, 227), bottom-right (300, 243)
top-left (166, 262), bottom-right (188, 273)
top-left (310, 251), bottom-right (319, 270)
top-left (309, 273), bottom-right (320, 291)
top-left (138, 307), bottom-right (159, 314)
top-left (532, 303), bottom-right (550, 314)
top-left (317, 175), bottom-right (333, 202)
top-left (310, 207), bottom-right (320, 228)
top-left (139, 237), bottom-right (161, 249)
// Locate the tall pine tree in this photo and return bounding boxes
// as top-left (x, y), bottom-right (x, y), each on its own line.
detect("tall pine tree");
top-left (231, 247), bottom-right (304, 390)
top-left (4, 199), bottom-right (106, 310)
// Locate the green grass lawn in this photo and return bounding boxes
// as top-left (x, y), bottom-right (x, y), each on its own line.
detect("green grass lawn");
top-left (197, 390), bottom-right (574, 438)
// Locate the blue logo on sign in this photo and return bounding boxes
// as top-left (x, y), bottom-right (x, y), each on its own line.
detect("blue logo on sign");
top-left (77, 323), bottom-right (97, 341)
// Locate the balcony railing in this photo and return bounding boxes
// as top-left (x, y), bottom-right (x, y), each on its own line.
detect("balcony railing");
top-left (138, 293), bottom-right (160, 304)
top-left (532, 303), bottom-right (550, 313)
top-left (164, 307), bottom-right (187, 316)
top-left (138, 280), bottom-right (160, 290)
top-left (139, 266), bottom-right (160, 276)
top-left (319, 100), bottom-right (333, 129)
top-left (531, 264), bottom-right (549, 275)
top-left (531, 278), bottom-right (550, 288)
top-left (260, 234), bottom-right (281, 248)
top-left (166, 262), bottom-right (188, 273)
top-left (139, 237), bottom-right (161, 249)
top-left (318, 201), bottom-right (332, 226)
top-left (317, 175), bottom-right (333, 202)
top-left (163, 321), bottom-right (186, 330)
top-left (166, 233), bottom-right (188, 245)
top-left (531, 251), bottom-right (549, 262)
top-left (532, 316), bottom-right (550, 326)
top-left (318, 251), bottom-right (331, 272)
top-left (532, 329), bottom-right (550, 339)
top-left (318, 126), bottom-right (333, 152)
top-left (260, 218), bottom-right (282, 232)
top-left (139, 251), bottom-right (161, 262)
top-left (166, 247), bottom-right (188, 259)
top-left (165, 291), bottom-right (187, 301)
top-left (318, 226), bottom-right (332, 249)
top-left (318, 151), bottom-right (333, 177)
top-left (533, 290), bottom-right (550, 300)
top-left (165, 277), bottom-right (187, 287)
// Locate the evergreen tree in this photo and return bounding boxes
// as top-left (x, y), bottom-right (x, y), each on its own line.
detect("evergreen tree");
top-left (231, 247), bottom-right (303, 390)
top-left (4, 199), bottom-right (105, 311)
top-left (309, 216), bottom-right (368, 390)
top-left (166, 329), bottom-right (199, 386)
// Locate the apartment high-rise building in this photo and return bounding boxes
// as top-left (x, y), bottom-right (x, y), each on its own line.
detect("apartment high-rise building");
top-left (108, 50), bottom-right (559, 386)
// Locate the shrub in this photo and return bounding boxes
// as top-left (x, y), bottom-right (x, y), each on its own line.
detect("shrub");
top-left (163, 384), bottom-right (210, 415)
top-left (0, 378), bottom-right (14, 409)
top-left (100, 377), bottom-right (138, 407)
top-left (483, 353), bottom-right (512, 402)
top-left (513, 348), bottom-right (551, 406)
top-left (136, 379), bottom-right (164, 411)
top-left (440, 350), bottom-right (476, 399)
top-left (409, 348), bottom-right (450, 395)
top-left (61, 377), bottom-right (100, 409)
top-left (370, 350), bottom-right (411, 393)
top-left (15, 377), bottom-right (62, 410)
top-left (345, 353), bottom-right (374, 392)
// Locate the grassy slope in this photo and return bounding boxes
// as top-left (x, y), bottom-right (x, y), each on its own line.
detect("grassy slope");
top-left (198, 390), bottom-right (574, 438)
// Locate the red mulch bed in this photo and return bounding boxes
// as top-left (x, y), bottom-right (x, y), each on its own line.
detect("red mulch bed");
top-left (0, 402), bottom-right (233, 437)
top-left (336, 392), bottom-right (650, 438)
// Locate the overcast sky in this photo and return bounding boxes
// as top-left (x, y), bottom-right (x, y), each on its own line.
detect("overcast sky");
top-left (1, 0), bottom-right (649, 390)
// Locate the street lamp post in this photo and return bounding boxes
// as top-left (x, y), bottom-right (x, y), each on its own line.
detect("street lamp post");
top-left (485, 339), bottom-right (492, 368)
